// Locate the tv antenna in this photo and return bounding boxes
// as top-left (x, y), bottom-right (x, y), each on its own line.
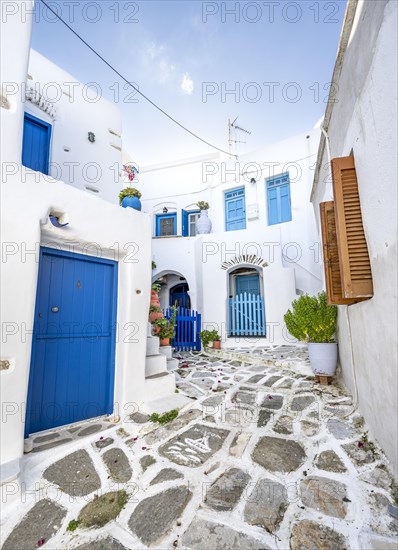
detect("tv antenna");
top-left (228, 117), bottom-right (251, 156)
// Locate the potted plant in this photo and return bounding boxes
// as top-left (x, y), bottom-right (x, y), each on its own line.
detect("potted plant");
top-left (119, 186), bottom-right (142, 211)
top-left (149, 304), bottom-right (163, 323)
top-left (153, 306), bottom-right (177, 346)
top-left (195, 201), bottom-right (212, 234)
top-left (284, 291), bottom-right (338, 376)
top-left (199, 329), bottom-right (221, 349)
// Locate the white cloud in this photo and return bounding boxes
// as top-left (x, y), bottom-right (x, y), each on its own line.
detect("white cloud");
top-left (181, 73), bottom-right (194, 95)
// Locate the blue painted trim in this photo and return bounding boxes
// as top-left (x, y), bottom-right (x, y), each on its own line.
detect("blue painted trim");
top-left (22, 112), bottom-right (52, 175)
top-left (25, 247), bottom-right (118, 437)
top-left (156, 213), bottom-right (177, 236)
top-left (224, 186), bottom-right (246, 231)
top-left (266, 172), bottom-right (292, 225)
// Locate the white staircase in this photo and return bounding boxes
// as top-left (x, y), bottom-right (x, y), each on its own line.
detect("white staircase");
top-left (144, 323), bottom-right (176, 400)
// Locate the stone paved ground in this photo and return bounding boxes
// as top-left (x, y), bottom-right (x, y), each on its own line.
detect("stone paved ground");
top-left (1, 346), bottom-right (398, 550)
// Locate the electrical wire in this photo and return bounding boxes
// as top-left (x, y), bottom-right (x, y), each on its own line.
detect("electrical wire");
top-left (38, 0), bottom-right (236, 158)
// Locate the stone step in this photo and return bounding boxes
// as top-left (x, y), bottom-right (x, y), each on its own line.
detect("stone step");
top-left (145, 354), bottom-right (168, 377)
top-left (167, 358), bottom-right (179, 372)
top-left (159, 345), bottom-right (172, 359)
top-left (140, 391), bottom-right (192, 414)
top-left (146, 336), bottom-right (160, 356)
top-left (143, 372), bottom-right (176, 402)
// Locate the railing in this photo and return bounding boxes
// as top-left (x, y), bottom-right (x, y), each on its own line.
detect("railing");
top-left (164, 307), bottom-right (202, 351)
top-left (228, 293), bottom-right (266, 336)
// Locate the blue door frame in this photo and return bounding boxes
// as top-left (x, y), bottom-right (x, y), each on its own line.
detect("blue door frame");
top-left (22, 112), bottom-right (52, 175)
top-left (25, 247), bottom-right (118, 437)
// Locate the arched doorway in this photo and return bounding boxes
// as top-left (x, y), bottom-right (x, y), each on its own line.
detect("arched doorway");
top-left (170, 283), bottom-right (191, 309)
top-left (228, 266), bottom-right (266, 337)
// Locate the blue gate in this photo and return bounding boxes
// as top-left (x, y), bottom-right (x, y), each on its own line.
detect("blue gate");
top-left (164, 307), bottom-right (201, 351)
top-left (25, 247), bottom-right (118, 437)
top-left (228, 292), bottom-right (266, 336)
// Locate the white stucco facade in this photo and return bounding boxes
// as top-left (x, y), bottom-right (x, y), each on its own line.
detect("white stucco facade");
top-left (0, 1), bottom-right (154, 496)
top-left (141, 129), bottom-right (323, 345)
top-left (311, 0), bottom-right (398, 475)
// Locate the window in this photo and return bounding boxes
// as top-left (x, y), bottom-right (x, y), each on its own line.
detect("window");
top-left (320, 156), bottom-right (373, 304)
top-left (266, 173), bottom-right (292, 225)
top-left (22, 113), bottom-right (52, 175)
top-left (182, 209), bottom-right (200, 237)
top-left (225, 187), bottom-right (246, 231)
top-left (156, 213), bottom-right (176, 237)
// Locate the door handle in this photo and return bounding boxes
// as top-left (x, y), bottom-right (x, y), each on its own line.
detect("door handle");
top-left (51, 307), bottom-right (59, 313)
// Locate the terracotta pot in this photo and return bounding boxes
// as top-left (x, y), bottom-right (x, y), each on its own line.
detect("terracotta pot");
top-left (150, 297), bottom-right (161, 306)
top-left (160, 338), bottom-right (170, 346)
top-left (149, 311), bottom-right (163, 323)
top-left (213, 340), bottom-right (221, 349)
top-left (152, 325), bottom-right (160, 335)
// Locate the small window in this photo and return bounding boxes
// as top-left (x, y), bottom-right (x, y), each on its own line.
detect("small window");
top-left (156, 213), bottom-right (176, 237)
top-left (225, 187), bottom-right (246, 231)
top-left (182, 209), bottom-right (200, 236)
top-left (266, 173), bottom-right (292, 225)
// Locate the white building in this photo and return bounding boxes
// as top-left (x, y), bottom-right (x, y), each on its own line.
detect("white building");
top-left (141, 128), bottom-right (323, 345)
top-left (0, 1), bottom-right (174, 498)
top-left (311, 0), bottom-right (397, 475)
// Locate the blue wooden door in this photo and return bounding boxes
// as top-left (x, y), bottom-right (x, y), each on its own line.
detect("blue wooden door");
top-left (25, 248), bottom-right (118, 436)
top-left (22, 113), bottom-right (52, 175)
top-left (235, 275), bottom-right (260, 296)
top-left (225, 188), bottom-right (246, 231)
top-left (266, 173), bottom-right (292, 225)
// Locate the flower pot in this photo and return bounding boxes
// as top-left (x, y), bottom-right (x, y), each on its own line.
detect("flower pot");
top-left (160, 338), bottom-right (170, 346)
top-left (307, 342), bottom-right (338, 376)
top-left (213, 340), bottom-right (221, 349)
top-left (149, 311), bottom-right (163, 323)
top-left (196, 210), bottom-right (212, 234)
top-left (122, 196), bottom-right (142, 211)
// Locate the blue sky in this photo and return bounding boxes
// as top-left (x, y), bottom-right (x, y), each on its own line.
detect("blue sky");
top-left (31, 0), bottom-right (346, 165)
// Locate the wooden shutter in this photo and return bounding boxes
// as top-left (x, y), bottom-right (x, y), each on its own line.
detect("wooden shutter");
top-left (332, 156), bottom-right (373, 299)
top-left (320, 201), bottom-right (353, 305)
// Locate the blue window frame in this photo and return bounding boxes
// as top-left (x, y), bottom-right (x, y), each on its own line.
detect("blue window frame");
top-left (225, 187), bottom-right (246, 231)
top-left (182, 209), bottom-right (200, 236)
top-left (22, 112), bottom-right (52, 175)
top-left (266, 173), bottom-right (292, 225)
top-left (156, 213), bottom-right (177, 236)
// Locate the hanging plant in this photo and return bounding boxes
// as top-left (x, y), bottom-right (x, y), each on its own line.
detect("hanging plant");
top-left (118, 187), bottom-right (142, 206)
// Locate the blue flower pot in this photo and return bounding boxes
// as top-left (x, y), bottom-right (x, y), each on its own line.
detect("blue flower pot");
top-left (121, 196), bottom-right (142, 211)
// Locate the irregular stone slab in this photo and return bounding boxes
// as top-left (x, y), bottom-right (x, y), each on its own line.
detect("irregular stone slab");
top-left (192, 371), bottom-right (215, 378)
top-left (359, 532), bottom-right (398, 550)
top-left (78, 424), bottom-right (103, 437)
top-left (225, 405), bottom-right (257, 426)
top-left (78, 491), bottom-right (128, 528)
top-left (252, 436), bottom-right (306, 473)
top-left (181, 518), bottom-right (268, 550)
top-left (75, 537), bottom-right (127, 549)
top-left (2, 499), bottom-right (67, 550)
top-left (33, 432), bottom-right (60, 444)
top-left (301, 420), bottom-right (320, 437)
top-left (257, 409), bottom-right (273, 427)
top-left (145, 409), bottom-right (201, 445)
top-left (128, 486), bottom-right (192, 545)
top-left (327, 418), bottom-right (356, 440)
top-left (129, 412), bottom-right (149, 423)
top-left (94, 437), bottom-right (114, 450)
top-left (102, 448), bottom-right (132, 482)
top-left (150, 468), bottom-right (184, 486)
top-left (290, 520), bottom-right (347, 550)
top-left (140, 455), bottom-right (156, 472)
top-left (367, 492), bottom-right (398, 537)
top-left (205, 468), bottom-right (250, 511)
top-left (202, 394), bottom-right (224, 407)
top-left (342, 441), bottom-right (376, 466)
top-left (43, 449), bottom-right (101, 496)
top-left (229, 432), bottom-right (251, 458)
top-left (247, 374), bottom-right (265, 384)
top-left (359, 466), bottom-right (394, 491)
top-left (177, 382), bottom-right (206, 399)
top-left (232, 391), bottom-right (256, 405)
top-left (159, 424), bottom-right (229, 467)
top-left (315, 450), bottom-right (347, 473)
top-left (290, 395), bottom-right (316, 411)
top-left (300, 476), bottom-right (348, 519)
top-left (244, 478), bottom-right (288, 533)
top-left (32, 438), bottom-right (73, 452)
top-left (261, 394), bottom-right (283, 410)
top-left (277, 378), bottom-right (294, 389)
top-left (263, 375), bottom-right (282, 387)
top-left (273, 415), bottom-right (294, 435)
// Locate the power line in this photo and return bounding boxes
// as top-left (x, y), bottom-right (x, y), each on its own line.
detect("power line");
top-left (38, 0), bottom-right (236, 158)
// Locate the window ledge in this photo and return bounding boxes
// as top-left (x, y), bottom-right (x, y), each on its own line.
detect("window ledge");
top-left (153, 235), bottom-right (182, 239)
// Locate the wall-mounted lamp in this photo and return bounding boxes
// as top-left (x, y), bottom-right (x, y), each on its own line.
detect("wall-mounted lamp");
top-left (250, 178), bottom-right (257, 184)
top-left (163, 207), bottom-right (168, 214)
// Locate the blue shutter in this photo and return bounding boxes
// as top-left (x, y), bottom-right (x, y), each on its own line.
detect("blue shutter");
top-left (22, 113), bottom-right (52, 175)
top-left (236, 275), bottom-right (260, 296)
top-left (182, 209), bottom-right (189, 237)
top-left (266, 173), bottom-right (292, 225)
top-left (225, 188), bottom-right (246, 231)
